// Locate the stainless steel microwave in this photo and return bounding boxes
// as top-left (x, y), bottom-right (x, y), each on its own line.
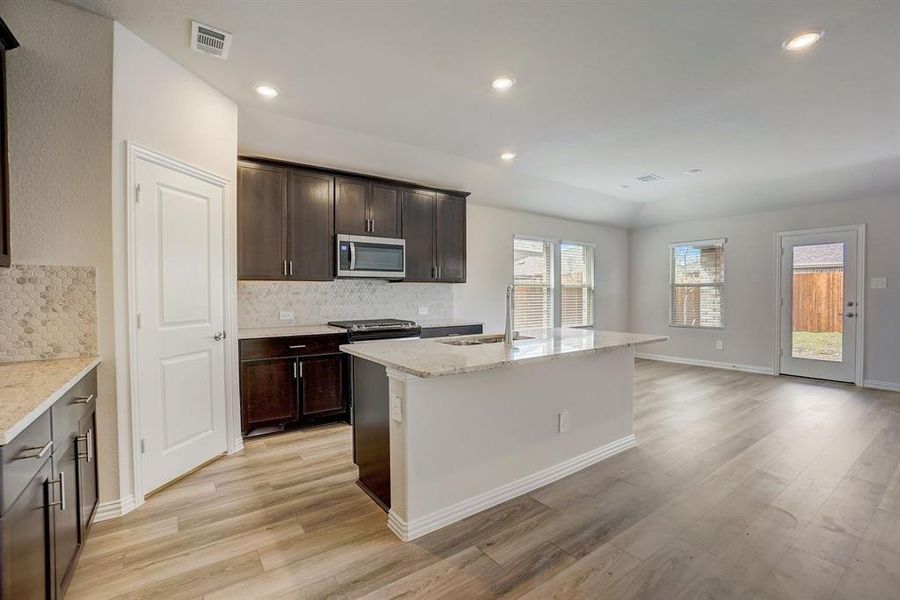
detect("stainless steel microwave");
top-left (336, 234), bottom-right (406, 279)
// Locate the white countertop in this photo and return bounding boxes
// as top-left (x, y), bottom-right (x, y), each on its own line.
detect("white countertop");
top-left (340, 328), bottom-right (668, 378)
top-left (237, 325), bottom-right (347, 340)
top-left (0, 357), bottom-right (101, 445)
top-left (416, 319), bottom-right (483, 329)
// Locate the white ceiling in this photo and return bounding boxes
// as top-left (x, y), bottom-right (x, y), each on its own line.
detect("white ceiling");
top-left (68, 0), bottom-right (900, 228)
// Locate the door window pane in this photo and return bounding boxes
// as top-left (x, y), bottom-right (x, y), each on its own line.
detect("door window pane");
top-left (791, 243), bottom-right (843, 362)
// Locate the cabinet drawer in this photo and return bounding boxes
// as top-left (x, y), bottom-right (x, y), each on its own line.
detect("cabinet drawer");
top-left (51, 368), bottom-right (97, 455)
top-left (239, 334), bottom-right (346, 360)
top-left (419, 324), bottom-right (483, 339)
top-left (0, 410), bottom-right (52, 515)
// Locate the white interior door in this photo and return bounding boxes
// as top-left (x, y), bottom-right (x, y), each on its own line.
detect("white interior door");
top-left (134, 157), bottom-right (227, 494)
top-left (779, 230), bottom-right (858, 382)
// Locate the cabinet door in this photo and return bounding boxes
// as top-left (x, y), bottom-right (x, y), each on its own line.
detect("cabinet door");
top-left (240, 358), bottom-right (299, 431)
top-left (299, 355), bottom-right (345, 420)
top-left (334, 176), bottom-right (369, 236)
top-left (1, 459), bottom-right (52, 600)
top-left (78, 409), bottom-right (98, 534)
top-left (238, 162), bottom-right (287, 280)
top-left (1, 49), bottom-right (11, 268)
top-left (369, 184), bottom-right (401, 238)
top-left (435, 194), bottom-right (466, 282)
top-left (287, 169), bottom-right (334, 281)
top-left (53, 443), bottom-right (80, 592)
top-left (402, 189), bottom-right (436, 281)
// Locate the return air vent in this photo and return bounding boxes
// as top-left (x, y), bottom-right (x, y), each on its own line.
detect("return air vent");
top-left (191, 21), bottom-right (232, 59)
top-left (635, 173), bottom-right (665, 183)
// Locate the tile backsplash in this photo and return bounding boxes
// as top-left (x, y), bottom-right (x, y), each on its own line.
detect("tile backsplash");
top-left (0, 265), bottom-right (98, 362)
top-left (238, 280), bottom-right (453, 328)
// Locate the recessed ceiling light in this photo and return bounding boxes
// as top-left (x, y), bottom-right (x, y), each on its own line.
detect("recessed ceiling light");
top-left (491, 77), bottom-right (516, 91)
top-left (684, 168), bottom-right (703, 175)
top-left (499, 151), bottom-right (517, 161)
top-left (782, 30), bottom-right (824, 51)
top-left (255, 84), bottom-right (279, 98)
top-left (617, 185), bottom-right (630, 190)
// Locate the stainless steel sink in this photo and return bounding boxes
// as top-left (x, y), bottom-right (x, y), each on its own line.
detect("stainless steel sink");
top-left (439, 333), bottom-right (534, 346)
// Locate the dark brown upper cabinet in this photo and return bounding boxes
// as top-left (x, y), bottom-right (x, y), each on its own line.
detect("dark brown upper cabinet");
top-left (287, 169), bottom-right (334, 281)
top-left (335, 176), bottom-right (401, 239)
top-left (402, 190), bottom-right (466, 282)
top-left (402, 189), bottom-right (436, 281)
top-left (0, 19), bottom-right (20, 269)
top-left (238, 162), bottom-right (288, 280)
top-left (238, 161), bottom-right (334, 281)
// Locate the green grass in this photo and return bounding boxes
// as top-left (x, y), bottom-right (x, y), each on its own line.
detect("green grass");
top-left (792, 331), bottom-right (842, 362)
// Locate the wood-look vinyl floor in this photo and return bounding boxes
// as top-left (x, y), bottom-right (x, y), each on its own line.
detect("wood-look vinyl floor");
top-left (68, 360), bottom-right (900, 599)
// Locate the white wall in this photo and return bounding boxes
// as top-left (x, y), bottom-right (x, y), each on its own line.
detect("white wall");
top-left (111, 22), bottom-right (238, 502)
top-left (455, 204), bottom-right (630, 333)
top-left (0, 0), bottom-right (118, 500)
top-left (629, 195), bottom-right (900, 387)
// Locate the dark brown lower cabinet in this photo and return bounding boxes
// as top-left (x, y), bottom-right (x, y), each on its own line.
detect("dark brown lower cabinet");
top-left (1, 459), bottom-right (52, 599)
top-left (0, 367), bottom-right (99, 600)
top-left (239, 334), bottom-right (349, 435)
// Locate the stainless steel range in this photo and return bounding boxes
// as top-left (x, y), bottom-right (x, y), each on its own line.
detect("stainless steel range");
top-left (327, 318), bottom-right (421, 342)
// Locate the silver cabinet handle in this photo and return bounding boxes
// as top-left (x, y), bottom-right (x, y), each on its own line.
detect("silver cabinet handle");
top-left (48, 471), bottom-right (65, 511)
top-left (288, 344), bottom-right (306, 349)
top-left (19, 440), bottom-right (53, 460)
top-left (371, 218), bottom-right (375, 232)
top-left (289, 260), bottom-right (293, 276)
top-left (77, 429), bottom-right (94, 463)
top-left (72, 393), bottom-right (94, 405)
top-left (283, 260), bottom-right (288, 276)
top-left (293, 361), bottom-right (298, 379)
top-left (299, 361), bottom-right (303, 377)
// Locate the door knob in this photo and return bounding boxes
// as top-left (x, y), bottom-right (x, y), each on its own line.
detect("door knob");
top-left (213, 331), bottom-right (226, 341)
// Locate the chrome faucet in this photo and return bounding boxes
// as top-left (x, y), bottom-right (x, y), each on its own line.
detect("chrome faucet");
top-left (504, 284), bottom-right (515, 344)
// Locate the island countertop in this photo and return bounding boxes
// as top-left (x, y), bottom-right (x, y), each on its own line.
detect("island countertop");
top-left (0, 356), bottom-right (101, 445)
top-left (340, 328), bottom-right (667, 378)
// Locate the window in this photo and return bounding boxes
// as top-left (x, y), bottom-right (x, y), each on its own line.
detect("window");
top-left (670, 239), bottom-right (725, 328)
top-left (514, 237), bottom-right (554, 329)
top-left (560, 242), bottom-right (595, 327)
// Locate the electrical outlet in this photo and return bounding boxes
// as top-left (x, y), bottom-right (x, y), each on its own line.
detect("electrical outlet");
top-left (418, 307), bottom-right (429, 316)
top-left (871, 277), bottom-right (887, 289)
top-left (279, 311), bottom-right (295, 321)
top-left (558, 411), bottom-right (570, 433)
top-left (390, 394), bottom-right (403, 422)
top-left (716, 340), bottom-right (724, 351)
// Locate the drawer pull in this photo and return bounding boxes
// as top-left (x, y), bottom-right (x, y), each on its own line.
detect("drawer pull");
top-left (48, 471), bottom-right (65, 511)
top-left (77, 429), bottom-right (94, 463)
top-left (72, 393), bottom-right (95, 405)
top-left (288, 345), bottom-right (307, 349)
top-left (19, 440), bottom-right (53, 460)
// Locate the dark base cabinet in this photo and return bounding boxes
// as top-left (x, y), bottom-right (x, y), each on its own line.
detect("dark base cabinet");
top-left (240, 334), bottom-right (350, 435)
top-left (351, 357), bottom-right (391, 511)
top-left (0, 366), bottom-right (99, 600)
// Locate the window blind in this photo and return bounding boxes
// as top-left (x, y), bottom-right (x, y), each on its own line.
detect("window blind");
top-left (670, 239), bottom-right (725, 328)
top-left (514, 237), bottom-right (554, 329)
top-left (560, 242), bottom-right (595, 327)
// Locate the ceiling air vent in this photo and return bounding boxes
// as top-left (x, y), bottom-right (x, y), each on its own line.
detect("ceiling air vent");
top-left (191, 21), bottom-right (232, 59)
top-left (635, 173), bottom-right (665, 183)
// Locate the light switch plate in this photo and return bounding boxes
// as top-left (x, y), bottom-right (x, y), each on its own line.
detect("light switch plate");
top-left (716, 340), bottom-right (724, 351)
top-left (390, 394), bottom-right (403, 422)
top-left (418, 307), bottom-right (429, 315)
top-left (871, 277), bottom-right (887, 289)
top-left (558, 411), bottom-right (570, 433)
top-left (279, 311), bottom-right (295, 321)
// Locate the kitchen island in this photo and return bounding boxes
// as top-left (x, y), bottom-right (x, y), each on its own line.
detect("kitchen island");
top-left (341, 328), bottom-right (667, 540)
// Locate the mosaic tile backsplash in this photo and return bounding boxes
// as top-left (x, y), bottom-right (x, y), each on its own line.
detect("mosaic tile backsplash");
top-left (238, 280), bottom-right (454, 328)
top-left (0, 265), bottom-right (98, 362)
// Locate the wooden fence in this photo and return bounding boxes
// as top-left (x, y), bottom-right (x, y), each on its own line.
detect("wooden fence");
top-left (792, 269), bottom-right (843, 333)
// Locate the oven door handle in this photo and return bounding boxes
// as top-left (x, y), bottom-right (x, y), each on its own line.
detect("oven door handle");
top-left (349, 242), bottom-right (356, 270)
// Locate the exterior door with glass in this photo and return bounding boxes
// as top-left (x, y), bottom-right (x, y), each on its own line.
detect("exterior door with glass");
top-left (779, 230), bottom-right (859, 382)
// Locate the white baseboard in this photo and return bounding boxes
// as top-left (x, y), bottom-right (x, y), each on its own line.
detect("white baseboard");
top-left (387, 434), bottom-right (637, 541)
top-left (635, 352), bottom-right (775, 376)
top-left (94, 494), bottom-right (136, 522)
top-left (864, 379), bottom-right (900, 392)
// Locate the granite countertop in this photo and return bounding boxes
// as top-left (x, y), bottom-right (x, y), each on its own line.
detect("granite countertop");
top-left (0, 357), bottom-right (101, 445)
top-left (340, 328), bottom-right (668, 378)
top-left (237, 325), bottom-right (347, 340)
top-left (416, 319), bottom-right (484, 329)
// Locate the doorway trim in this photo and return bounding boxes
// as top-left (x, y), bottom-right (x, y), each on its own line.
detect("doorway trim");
top-left (124, 142), bottom-right (240, 509)
top-left (773, 224), bottom-right (866, 385)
